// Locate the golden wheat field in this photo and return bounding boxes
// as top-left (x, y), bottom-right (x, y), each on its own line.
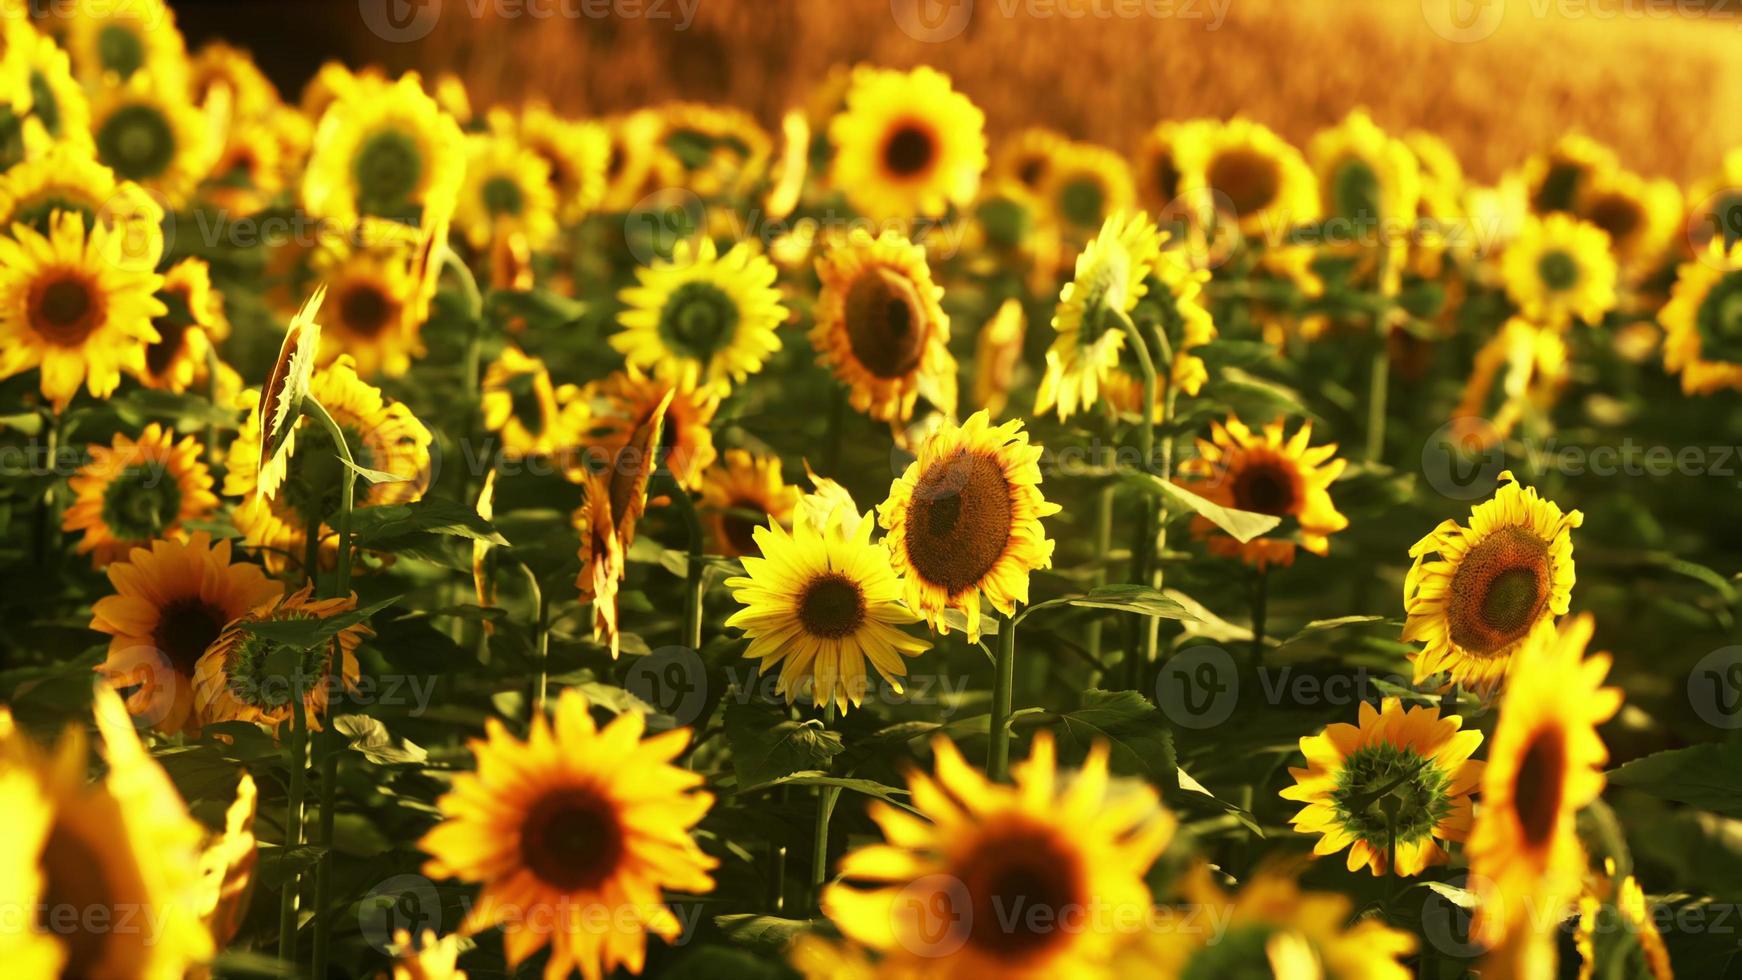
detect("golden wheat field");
top-left (2, 0), bottom-right (1742, 977)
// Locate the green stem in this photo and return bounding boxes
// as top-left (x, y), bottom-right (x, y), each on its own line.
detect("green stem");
top-left (1251, 566), bottom-right (1269, 664)
top-left (1366, 334), bottom-right (1390, 462)
top-left (659, 474), bottom-right (707, 650)
top-left (34, 409), bottom-right (63, 568)
top-left (1085, 482), bottom-right (1115, 673)
top-left (204, 342), bottom-right (222, 467)
top-left (824, 385), bottom-right (846, 477)
top-left (278, 691), bottom-right (309, 964)
top-left (987, 613), bottom-right (1018, 782)
top-left (1114, 308), bottom-right (1157, 695)
top-left (303, 398), bottom-right (356, 597)
top-left (1382, 795), bottom-right (1402, 915)
top-left (811, 785), bottom-right (840, 910)
top-left (521, 561), bottom-right (549, 718)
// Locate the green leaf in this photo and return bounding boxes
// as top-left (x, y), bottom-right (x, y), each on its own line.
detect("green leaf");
top-left (1273, 615), bottom-right (1395, 649)
top-left (724, 701), bottom-right (844, 787)
top-left (0, 411), bottom-right (43, 436)
top-left (1608, 743), bottom-right (1742, 818)
top-left (1050, 689), bottom-right (1177, 783)
top-left (714, 914), bottom-right (821, 953)
top-left (737, 771), bottom-right (912, 811)
top-left (349, 498), bottom-right (509, 546)
top-left (332, 714), bottom-right (428, 765)
top-left (1020, 584), bottom-right (1195, 624)
top-left (339, 456), bottom-right (410, 485)
top-left (487, 288), bottom-right (589, 331)
top-left (1122, 472), bottom-right (1281, 543)
top-left (242, 596), bottom-right (400, 650)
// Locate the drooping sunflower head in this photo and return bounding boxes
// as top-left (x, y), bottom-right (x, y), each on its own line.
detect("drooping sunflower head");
top-left (454, 130), bottom-right (557, 251)
top-left (611, 236), bottom-right (788, 386)
top-left (990, 126), bottom-right (1066, 192)
top-left (572, 470), bottom-right (627, 657)
top-left (822, 733), bottom-right (1174, 976)
top-left (657, 100), bottom-right (773, 199)
top-left (1034, 210), bottom-right (1163, 421)
top-left (1281, 697), bottom-right (1484, 877)
top-left (304, 72), bottom-right (465, 227)
top-left (252, 285), bottom-right (326, 501)
top-left (811, 227), bottom-right (953, 423)
top-left (1039, 140), bottom-right (1136, 240)
top-left (481, 345), bottom-right (585, 461)
top-left (1500, 212), bottom-right (1619, 329)
top-left (1660, 240), bottom-right (1742, 395)
top-left (1467, 614), bottom-right (1622, 948)
top-left (138, 256), bottom-right (228, 393)
top-left (1403, 470), bottom-right (1583, 693)
top-left (725, 508), bottom-right (930, 712)
top-left (1186, 117), bottom-right (1319, 238)
top-left (586, 365), bottom-right (719, 490)
top-left (1177, 416), bottom-right (1348, 570)
top-left (88, 531), bottom-right (279, 735)
top-left (61, 421), bottom-right (217, 567)
top-left (699, 449), bottom-right (801, 558)
top-left (0, 208), bottom-right (165, 411)
top-left (91, 71), bottom-right (213, 207)
top-left (879, 411), bottom-right (1061, 638)
top-left (192, 584), bottom-right (370, 734)
top-left (64, 0), bottom-right (187, 87)
top-left (1521, 133), bottom-right (1618, 217)
top-left (827, 65), bottom-right (987, 223)
top-left (1450, 316), bottom-right (1569, 450)
top-left (499, 102), bottom-right (610, 224)
top-left (419, 689), bottom-right (716, 978)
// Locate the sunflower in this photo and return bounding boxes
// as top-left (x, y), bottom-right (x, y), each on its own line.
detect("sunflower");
top-left (657, 101), bottom-right (772, 199)
top-left (188, 41), bottom-right (278, 124)
top-left (303, 72), bottom-right (465, 227)
top-left (202, 115), bottom-right (289, 217)
top-left (1449, 317), bottom-right (1569, 451)
top-left (699, 449), bottom-right (800, 558)
top-left (1032, 211), bottom-right (1163, 421)
top-left (454, 131), bottom-right (557, 252)
top-left (251, 286), bottom-right (326, 503)
top-left (1521, 134), bottom-right (1618, 216)
top-left (0, 763), bottom-right (63, 976)
top-left (1134, 119), bottom-right (1210, 216)
top-left (573, 470), bottom-right (628, 657)
top-left (137, 257), bottom-right (230, 393)
top-left (391, 930), bottom-right (468, 980)
top-left (481, 346), bottom-right (586, 461)
top-left (611, 236), bottom-right (787, 386)
top-left (1280, 697), bottom-right (1483, 876)
top-left (828, 65), bottom-right (986, 224)
top-left (764, 108), bottom-right (810, 221)
top-left (0, 209), bottom-right (164, 411)
top-left (61, 422), bottom-right (217, 566)
top-left (1176, 417), bottom-right (1348, 570)
top-left (419, 687), bottom-right (717, 978)
top-left (1467, 614), bottom-right (1622, 948)
top-left (600, 108), bottom-right (683, 211)
top-left (725, 508), bottom-right (931, 712)
top-left (1181, 117), bottom-right (1319, 240)
top-left (990, 126), bottom-right (1066, 192)
top-left (0, 141), bottom-right (165, 267)
top-left (18, 27), bottom-right (92, 152)
top-left (91, 72), bottom-right (213, 207)
top-left (64, 0), bottom-right (187, 87)
top-left (1141, 249), bottom-right (1219, 398)
top-left (1402, 470), bottom-right (1583, 693)
top-left (879, 411), bottom-right (1060, 638)
top-left (1309, 109), bottom-right (1422, 292)
top-left (1500, 213), bottom-right (1619, 329)
top-left (1660, 240), bottom-right (1742, 395)
top-left (972, 297), bottom-right (1026, 419)
top-left (310, 220), bottom-right (433, 378)
top-left (821, 733), bottom-right (1174, 979)
top-left (1038, 141), bottom-right (1136, 240)
top-left (1, 687), bottom-right (216, 978)
top-left (196, 771), bottom-right (260, 953)
top-left (1687, 147), bottom-right (1742, 254)
top-left (226, 355), bottom-right (433, 574)
top-left (193, 584), bottom-right (370, 733)
top-left (1575, 861), bottom-right (1673, 980)
top-left (1114, 864), bottom-right (1416, 979)
top-left (1573, 169), bottom-right (1680, 280)
top-left (812, 228), bottom-right (955, 423)
top-left (496, 103), bottom-right (610, 225)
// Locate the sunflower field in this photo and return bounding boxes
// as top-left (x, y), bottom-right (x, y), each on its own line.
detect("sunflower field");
top-left (3, 2), bottom-right (1742, 978)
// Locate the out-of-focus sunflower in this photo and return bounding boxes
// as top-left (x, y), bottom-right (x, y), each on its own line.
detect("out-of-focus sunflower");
top-left (879, 411), bottom-right (1060, 638)
top-left (495, 103), bottom-right (609, 225)
top-left (0, 764), bottom-right (64, 977)
top-left (303, 72), bottom-right (465, 228)
top-left (390, 930), bottom-right (467, 980)
top-left (1038, 140), bottom-right (1136, 240)
top-left (812, 228), bottom-right (954, 423)
top-left (1280, 698), bottom-right (1483, 876)
top-left (310, 219), bottom-right (433, 378)
top-left (1, 687), bottom-right (215, 977)
top-left (1033, 210), bottom-right (1162, 421)
top-left (480, 345), bottom-right (584, 460)
top-left (88, 532), bottom-right (279, 735)
top-left (1574, 168), bottom-right (1680, 281)
top-left (226, 355), bottom-right (433, 573)
top-left (587, 365), bottom-right (720, 490)
top-left (1177, 417), bottom-right (1348, 569)
top-left (1144, 249), bottom-right (1219, 397)
top-left (1405, 130), bottom-right (1467, 276)
top-left (195, 772), bottom-right (259, 958)
top-left (1467, 614), bottom-right (1622, 948)
top-left (1403, 470), bottom-right (1582, 693)
top-left (1134, 118), bottom-right (1210, 217)
top-left (828, 65), bottom-right (986, 224)
top-left (193, 584), bottom-right (369, 732)
top-left (188, 41), bottom-right (278, 124)
top-left (600, 108), bottom-right (682, 211)
top-left (455, 131), bottom-right (557, 251)
top-left (1521, 134), bottom-right (1618, 216)
top-left (137, 257), bottom-right (229, 393)
top-left (763, 109), bottom-right (809, 222)
top-left (202, 115), bottom-right (288, 217)
top-left (989, 126), bottom-right (1066, 193)
top-left (786, 935), bottom-right (890, 980)
top-left (1309, 108), bottom-right (1422, 293)
top-left (1500, 213), bottom-right (1618, 328)
top-left (420, 689), bottom-right (716, 979)
top-left (0, 141), bottom-right (165, 267)
top-left (1182, 117), bottom-right (1319, 240)
top-left (972, 297), bottom-right (1026, 419)
top-left (1112, 864), bottom-right (1416, 978)
top-left (1687, 147), bottom-right (1742, 254)
top-left (725, 508), bottom-right (930, 712)
top-left (61, 422), bottom-right (217, 567)
top-left (64, 0), bottom-right (187, 87)
top-left (611, 236), bottom-right (786, 386)
top-left (17, 27), bottom-right (91, 152)
top-left (699, 449), bottom-right (800, 558)
top-left (1449, 316), bottom-right (1569, 451)
top-left (1575, 861), bottom-right (1673, 980)
top-left (90, 72), bottom-right (213, 207)
top-left (1660, 240), bottom-right (1742, 395)
top-left (251, 286), bottom-right (325, 502)
top-left (0, 209), bottom-right (164, 411)
top-left (822, 733), bottom-right (1174, 979)
top-left (965, 179), bottom-right (1061, 295)
top-left (573, 470), bottom-right (627, 656)
top-left (298, 60), bottom-right (378, 121)
top-left (657, 100), bottom-right (772, 198)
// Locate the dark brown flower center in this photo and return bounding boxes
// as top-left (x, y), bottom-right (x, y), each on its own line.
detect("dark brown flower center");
top-left (903, 451), bottom-right (1014, 596)
top-left (1207, 148), bottom-right (1280, 217)
top-left (1584, 194), bottom-right (1640, 244)
top-left (39, 821), bottom-right (116, 977)
top-left (1513, 726), bottom-right (1566, 850)
top-left (797, 572), bottom-right (866, 639)
top-left (956, 821), bottom-right (1085, 961)
top-left (1446, 526), bottom-right (1552, 657)
top-left (882, 122), bottom-right (937, 179)
top-left (338, 282), bottom-right (397, 339)
top-left (153, 597), bottom-right (228, 677)
top-left (145, 317), bottom-right (191, 377)
top-left (1230, 457), bottom-right (1298, 516)
top-left (1152, 152), bottom-right (1180, 203)
top-left (844, 266), bottom-right (928, 379)
top-left (30, 275), bottom-right (102, 346)
top-left (519, 785), bottom-right (625, 892)
top-left (721, 497), bottom-right (763, 557)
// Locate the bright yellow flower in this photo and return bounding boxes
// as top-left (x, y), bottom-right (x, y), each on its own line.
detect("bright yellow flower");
top-left (62, 421), bottom-right (217, 567)
top-left (828, 65), bottom-right (986, 224)
top-left (1037, 140), bottom-right (1136, 239)
top-left (455, 130), bottom-right (558, 251)
top-left (1034, 210), bottom-right (1163, 421)
top-left (1500, 213), bottom-right (1618, 328)
top-left (137, 257), bottom-right (229, 393)
top-left (1660, 240), bottom-right (1742, 395)
top-left (1176, 416), bottom-right (1348, 570)
top-left (611, 236), bottom-right (786, 386)
top-left (91, 71), bottom-right (214, 207)
top-left (303, 72), bottom-right (465, 228)
top-left (812, 228), bottom-right (955, 423)
top-left (193, 584), bottom-right (370, 733)
top-left (699, 449), bottom-right (800, 558)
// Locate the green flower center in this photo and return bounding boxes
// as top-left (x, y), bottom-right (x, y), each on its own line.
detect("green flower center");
top-left (1695, 270), bottom-right (1742, 364)
top-left (96, 103), bottom-right (176, 182)
top-left (224, 619), bottom-right (326, 709)
top-left (1180, 923), bottom-right (1284, 980)
top-left (481, 174), bottom-right (525, 218)
top-left (352, 128), bottom-right (425, 221)
top-left (99, 462), bottom-right (182, 541)
top-left (1329, 741), bottom-right (1452, 851)
top-left (1446, 525), bottom-right (1551, 657)
top-left (1057, 175), bottom-right (1106, 230)
top-left (281, 421), bottom-right (375, 528)
top-left (657, 280), bottom-right (739, 361)
top-left (97, 24), bottom-right (146, 80)
top-left (28, 71), bottom-right (61, 137)
top-left (504, 371), bottom-right (547, 438)
top-left (1536, 249), bottom-right (1580, 292)
top-left (1331, 157), bottom-right (1382, 230)
top-left (976, 196), bottom-right (1032, 251)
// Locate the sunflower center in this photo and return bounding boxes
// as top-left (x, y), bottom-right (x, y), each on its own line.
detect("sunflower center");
top-left (29, 274), bottom-right (104, 346)
top-left (153, 597), bottom-right (229, 676)
top-left (282, 421), bottom-right (375, 528)
top-left (844, 266), bottom-right (928, 379)
top-left (1513, 726), bottom-right (1567, 851)
top-left (536, 146), bottom-right (575, 193)
top-left (99, 462), bottom-right (183, 542)
top-left (1179, 923), bottom-right (1285, 980)
top-left (1446, 525), bottom-right (1552, 657)
top-left (956, 820), bottom-right (1085, 961)
top-left (352, 128), bottom-right (425, 220)
top-left (882, 122), bottom-right (936, 179)
top-left (28, 71), bottom-right (61, 136)
top-left (1208, 148), bottom-right (1280, 217)
top-left (1532, 162), bottom-right (1583, 214)
top-left (797, 572), bottom-right (866, 639)
top-left (145, 316), bottom-right (192, 377)
top-left (338, 281), bottom-right (398, 339)
top-left (1714, 194), bottom-right (1742, 250)
top-left (519, 785), bottom-right (626, 892)
top-left (903, 450), bottom-right (1014, 597)
top-left (1230, 457), bottom-right (1298, 516)
top-left (657, 280), bottom-right (740, 361)
top-left (1694, 270), bottom-right (1742, 364)
top-left (1585, 194), bottom-right (1640, 244)
top-left (721, 497), bottom-right (763, 556)
top-left (224, 623), bottom-right (327, 709)
top-left (96, 103), bottom-right (176, 182)
top-left (976, 196), bottom-right (1032, 251)
top-left (1536, 249), bottom-right (1581, 292)
top-left (1057, 175), bottom-right (1107, 230)
top-left (1152, 153), bottom-right (1180, 203)
top-left (97, 23), bottom-right (146, 79)
top-left (482, 174), bottom-right (525, 218)
top-left (504, 371), bottom-right (548, 438)
top-left (1016, 155), bottom-right (1046, 188)
top-left (39, 821), bottom-right (117, 977)
top-left (1329, 741), bottom-right (1452, 850)
top-left (1331, 157), bottom-right (1382, 229)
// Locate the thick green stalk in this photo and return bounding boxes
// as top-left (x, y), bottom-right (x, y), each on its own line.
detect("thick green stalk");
top-left (811, 785), bottom-right (841, 910)
top-left (1114, 309), bottom-right (1158, 693)
top-left (659, 475), bottom-right (707, 649)
top-left (278, 692), bottom-right (308, 964)
top-left (521, 561), bottom-right (549, 718)
top-left (987, 614), bottom-right (1018, 782)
